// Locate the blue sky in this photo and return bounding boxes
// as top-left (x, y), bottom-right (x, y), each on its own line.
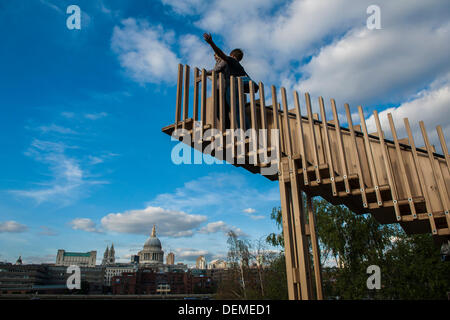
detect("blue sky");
top-left (0, 0), bottom-right (449, 266)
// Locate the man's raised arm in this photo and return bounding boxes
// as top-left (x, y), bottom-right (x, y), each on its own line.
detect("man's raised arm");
top-left (203, 33), bottom-right (228, 61)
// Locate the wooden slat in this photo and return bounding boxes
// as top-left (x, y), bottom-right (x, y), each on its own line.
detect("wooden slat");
top-left (294, 91), bottom-right (310, 186)
top-left (281, 88), bottom-right (293, 156)
top-left (373, 110), bottom-right (401, 221)
top-left (307, 195), bottom-right (323, 300)
top-left (344, 103), bottom-right (368, 208)
top-left (229, 76), bottom-right (237, 159)
top-left (271, 86), bottom-right (282, 172)
top-left (259, 82), bottom-right (268, 161)
top-left (278, 176), bottom-right (297, 299)
top-left (238, 77), bottom-right (246, 131)
top-left (249, 81), bottom-right (259, 165)
top-left (193, 68), bottom-right (199, 122)
top-left (331, 99), bottom-right (351, 194)
top-left (437, 125), bottom-right (450, 177)
top-left (175, 64), bottom-right (183, 124)
top-left (305, 93), bottom-right (321, 183)
top-left (358, 106), bottom-right (383, 206)
top-left (182, 64), bottom-right (190, 129)
top-left (211, 71), bottom-right (217, 128)
top-left (218, 72), bottom-right (226, 133)
top-left (200, 69), bottom-right (207, 129)
top-left (388, 113), bottom-right (416, 217)
top-left (318, 97), bottom-right (336, 195)
top-left (420, 121), bottom-right (450, 229)
top-left (404, 118), bottom-right (437, 234)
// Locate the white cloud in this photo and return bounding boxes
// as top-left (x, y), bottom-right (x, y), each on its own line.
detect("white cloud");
top-left (173, 248), bottom-right (211, 261)
top-left (84, 112), bottom-right (108, 120)
top-left (10, 139), bottom-right (109, 205)
top-left (69, 218), bottom-right (102, 233)
top-left (111, 18), bottom-right (180, 84)
top-left (161, 0), bottom-right (204, 15)
top-left (100, 206), bottom-right (207, 237)
top-left (38, 124), bottom-right (77, 135)
top-left (0, 221), bottom-right (28, 233)
top-left (243, 208), bottom-right (256, 214)
top-left (38, 226), bottom-right (58, 236)
top-left (150, 172), bottom-right (279, 215)
top-left (199, 221), bottom-right (247, 237)
top-left (364, 79), bottom-right (450, 148)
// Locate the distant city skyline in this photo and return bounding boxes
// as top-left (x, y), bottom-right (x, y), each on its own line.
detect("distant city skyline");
top-left (1, 1), bottom-right (449, 267)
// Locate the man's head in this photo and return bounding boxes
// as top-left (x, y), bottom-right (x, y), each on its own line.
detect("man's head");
top-left (230, 48), bottom-right (243, 61)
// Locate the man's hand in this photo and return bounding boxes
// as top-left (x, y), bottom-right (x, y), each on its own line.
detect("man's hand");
top-left (203, 33), bottom-right (213, 44)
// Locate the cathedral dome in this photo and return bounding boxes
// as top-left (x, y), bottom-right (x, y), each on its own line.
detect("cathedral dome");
top-left (138, 225), bottom-right (164, 264)
top-left (144, 235), bottom-right (162, 249)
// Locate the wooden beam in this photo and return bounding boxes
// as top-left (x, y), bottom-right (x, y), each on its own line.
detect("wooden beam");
top-left (294, 91), bottom-right (310, 186)
top-left (211, 71), bottom-right (217, 129)
top-left (249, 81), bottom-right (259, 165)
top-left (307, 195), bottom-right (323, 300)
top-left (388, 113), bottom-right (416, 218)
top-left (373, 110), bottom-right (401, 221)
top-left (193, 68), bottom-right (199, 122)
top-left (331, 99), bottom-right (351, 194)
top-left (305, 93), bottom-right (321, 183)
top-left (358, 106), bottom-right (383, 206)
top-left (436, 125), bottom-right (450, 177)
top-left (271, 86), bottom-right (282, 172)
top-left (200, 69), bottom-right (207, 130)
top-left (420, 121), bottom-right (450, 230)
top-left (404, 118), bottom-right (437, 234)
top-left (238, 77), bottom-right (246, 131)
top-left (318, 97), bottom-right (336, 196)
top-left (259, 82), bottom-right (268, 160)
top-left (175, 64), bottom-right (183, 124)
top-left (182, 64), bottom-right (190, 129)
top-left (345, 103), bottom-right (368, 208)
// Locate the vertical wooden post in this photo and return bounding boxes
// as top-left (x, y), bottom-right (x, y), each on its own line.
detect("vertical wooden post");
top-left (271, 86), bottom-right (282, 172)
top-left (230, 76), bottom-right (237, 159)
top-left (211, 71), bottom-right (217, 129)
top-left (373, 111), bottom-right (401, 221)
top-left (318, 97), bottom-right (337, 196)
top-left (388, 113), bottom-right (416, 217)
top-left (331, 99), bottom-right (351, 194)
top-left (200, 69), bottom-right (207, 131)
top-left (219, 72), bottom-right (226, 133)
top-left (294, 91), bottom-right (310, 186)
top-left (193, 68), bottom-right (199, 122)
top-left (259, 82), bottom-right (268, 160)
top-left (358, 106), bottom-right (383, 206)
top-left (420, 121), bottom-right (450, 229)
top-left (238, 77), bottom-right (246, 131)
top-left (404, 118), bottom-right (437, 234)
top-left (281, 87), bottom-right (313, 300)
top-left (182, 64), bottom-right (190, 129)
top-left (306, 194), bottom-right (323, 300)
top-left (175, 64), bottom-right (183, 124)
top-left (436, 125), bottom-right (450, 176)
top-left (345, 103), bottom-right (368, 208)
top-left (249, 81), bottom-right (259, 165)
top-left (305, 93), bottom-right (321, 183)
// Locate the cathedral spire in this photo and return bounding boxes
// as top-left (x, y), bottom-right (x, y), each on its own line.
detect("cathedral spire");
top-left (151, 224), bottom-right (156, 237)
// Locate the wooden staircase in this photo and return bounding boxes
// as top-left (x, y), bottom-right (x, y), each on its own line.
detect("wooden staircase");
top-left (162, 64), bottom-right (450, 299)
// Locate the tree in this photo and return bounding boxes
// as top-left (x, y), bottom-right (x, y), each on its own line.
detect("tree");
top-left (266, 197), bottom-right (450, 299)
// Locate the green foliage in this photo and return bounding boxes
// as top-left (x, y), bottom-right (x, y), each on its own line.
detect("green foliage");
top-left (265, 197), bottom-right (450, 300)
